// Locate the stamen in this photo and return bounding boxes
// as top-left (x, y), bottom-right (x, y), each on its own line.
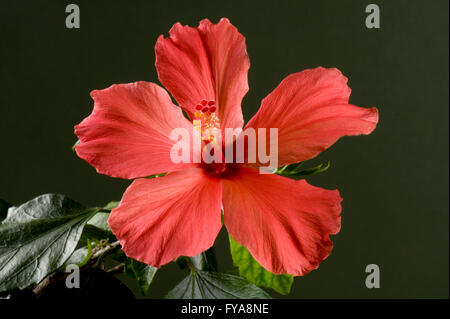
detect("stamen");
top-left (193, 100), bottom-right (220, 145)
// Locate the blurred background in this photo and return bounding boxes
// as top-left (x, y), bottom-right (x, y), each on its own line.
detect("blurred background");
top-left (0, 0), bottom-right (448, 298)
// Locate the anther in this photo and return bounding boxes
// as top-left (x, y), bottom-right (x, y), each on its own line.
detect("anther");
top-left (208, 100), bottom-right (215, 106)
top-left (202, 107), bottom-right (209, 112)
top-left (201, 100), bottom-right (208, 106)
top-left (195, 104), bottom-right (203, 110)
top-left (209, 106), bottom-right (216, 112)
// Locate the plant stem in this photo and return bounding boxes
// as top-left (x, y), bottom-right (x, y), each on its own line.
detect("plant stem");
top-left (106, 263), bottom-right (125, 274)
top-left (93, 240), bottom-right (121, 266)
top-left (33, 271), bottom-right (64, 297)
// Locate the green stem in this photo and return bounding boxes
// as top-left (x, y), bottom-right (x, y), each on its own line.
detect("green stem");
top-left (93, 240), bottom-right (121, 267)
top-left (77, 239), bottom-right (93, 268)
top-left (189, 247), bottom-right (218, 272)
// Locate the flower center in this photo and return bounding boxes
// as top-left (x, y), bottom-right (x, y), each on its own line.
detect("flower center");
top-left (193, 100), bottom-right (220, 144)
top-left (202, 161), bottom-right (241, 179)
top-left (192, 100), bottom-right (242, 178)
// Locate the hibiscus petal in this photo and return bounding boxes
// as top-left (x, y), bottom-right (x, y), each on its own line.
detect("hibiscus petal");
top-left (155, 18), bottom-right (249, 130)
top-left (222, 167), bottom-right (342, 276)
top-left (245, 67), bottom-right (379, 167)
top-left (75, 81), bottom-right (193, 179)
top-left (108, 168), bottom-right (223, 268)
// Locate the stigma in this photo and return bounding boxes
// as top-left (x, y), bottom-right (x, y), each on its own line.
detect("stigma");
top-left (193, 100), bottom-right (220, 144)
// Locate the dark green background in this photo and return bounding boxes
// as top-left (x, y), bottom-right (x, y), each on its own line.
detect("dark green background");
top-left (0, 0), bottom-right (448, 298)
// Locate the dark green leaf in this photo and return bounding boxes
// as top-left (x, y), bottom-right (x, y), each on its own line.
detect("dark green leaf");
top-left (0, 194), bottom-right (98, 292)
top-left (124, 258), bottom-right (157, 296)
top-left (189, 247), bottom-right (218, 272)
top-left (103, 201), bottom-right (119, 210)
top-left (80, 224), bottom-right (115, 242)
top-left (229, 236), bottom-right (293, 295)
top-left (108, 249), bottom-right (127, 263)
top-left (87, 212), bottom-right (110, 232)
top-left (80, 211), bottom-right (116, 242)
top-left (3, 194), bottom-right (84, 222)
top-left (176, 257), bottom-right (188, 270)
top-left (166, 271), bottom-right (271, 299)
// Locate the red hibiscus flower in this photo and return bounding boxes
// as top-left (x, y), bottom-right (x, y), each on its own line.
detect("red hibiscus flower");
top-left (74, 18), bottom-right (378, 276)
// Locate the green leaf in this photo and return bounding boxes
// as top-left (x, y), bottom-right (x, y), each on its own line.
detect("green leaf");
top-left (0, 199), bottom-right (11, 221)
top-left (72, 139), bottom-right (80, 151)
top-left (124, 258), bottom-right (157, 296)
top-left (103, 201), bottom-right (119, 210)
top-left (166, 271), bottom-right (271, 299)
top-left (64, 239), bottom-right (94, 268)
top-left (80, 224), bottom-right (114, 242)
top-left (0, 194), bottom-right (98, 292)
top-left (229, 236), bottom-right (293, 295)
top-left (81, 211), bottom-right (116, 242)
top-left (2, 194), bottom-right (84, 222)
top-left (87, 212), bottom-right (111, 233)
top-left (65, 247), bottom-right (89, 267)
top-left (108, 249), bottom-right (127, 263)
top-left (276, 161), bottom-right (330, 178)
top-left (189, 247), bottom-right (218, 272)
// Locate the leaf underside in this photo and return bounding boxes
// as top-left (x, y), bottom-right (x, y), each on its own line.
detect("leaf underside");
top-left (166, 271), bottom-right (271, 299)
top-left (124, 258), bottom-right (158, 296)
top-left (0, 194), bottom-right (97, 292)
